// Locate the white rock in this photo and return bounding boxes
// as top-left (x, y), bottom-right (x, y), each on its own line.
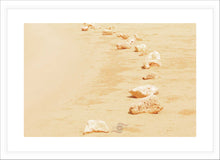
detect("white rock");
top-left (116, 42), bottom-right (131, 49)
top-left (82, 23), bottom-right (97, 30)
top-left (81, 26), bottom-right (89, 31)
top-left (143, 60), bottom-right (161, 69)
top-left (148, 51), bottom-right (160, 60)
top-left (129, 85), bottom-right (159, 98)
top-left (142, 72), bottom-right (158, 80)
top-left (117, 33), bottom-right (129, 39)
top-left (83, 23), bottom-right (95, 27)
top-left (135, 44), bottom-right (147, 52)
top-left (83, 120), bottom-right (109, 134)
top-left (129, 95), bottom-right (163, 114)
top-left (143, 51), bottom-right (161, 69)
top-left (102, 29), bottom-right (113, 35)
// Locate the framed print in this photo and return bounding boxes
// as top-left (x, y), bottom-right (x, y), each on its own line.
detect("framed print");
top-left (0, 0), bottom-right (219, 159)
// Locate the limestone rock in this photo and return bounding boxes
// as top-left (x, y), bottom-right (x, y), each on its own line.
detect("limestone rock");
top-left (102, 29), bottom-right (113, 35)
top-left (117, 33), bottom-right (129, 39)
top-left (142, 51), bottom-right (161, 69)
top-left (148, 51), bottom-right (160, 60)
top-left (129, 95), bottom-right (163, 114)
top-left (129, 85), bottom-right (159, 98)
top-left (138, 48), bottom-right (154, 56)
top-left (142, 73), bottom-right (158, 80)
top-left (83, 120), bottom-right (109, 134)
top-left (143, 60), bottom-right (161, 69)
top-left (83, 23), bottom-right (96, 29)
top-left (81, 26), bottom-right (89, 31)
top-left (116, 42), bottom-right (131, 49)
top-left (135, 44), bottom-right (147, 52)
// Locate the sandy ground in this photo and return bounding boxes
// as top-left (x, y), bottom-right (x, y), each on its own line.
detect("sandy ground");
top-left (24, 23), bottom-right (196, 137)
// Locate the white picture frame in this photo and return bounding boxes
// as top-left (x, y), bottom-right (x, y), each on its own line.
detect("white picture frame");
top-left (0, 0), bottom-right (219, 159)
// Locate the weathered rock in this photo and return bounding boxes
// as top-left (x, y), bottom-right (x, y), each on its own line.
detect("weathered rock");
top-left (149, 60), bottom-right (161, 67)
top-left (82, 23), bottom-right (97, 30)
top-left (129, 85), bottom-right (159, 98)
top-left (83, 23), bottom-right (95, 29)
top-left (81, 26), bottom-right (89, 31)
top-left (138, 48), bottom-right (154, 56)
top-left (116, 42), bottom-right (131, 49)
top-left (142, 51), bottom-right (161, 69)
top-left (134, 44), bottom-right (147, 52)
top-left (142, 73), bottom-right (158, 80)
top-left (83, 120), bottom-right (109, 134)
top-left (117, 33), bottom-right (129, 39)
top-left (134, 34), bottom-right (143, 41)
top-left (143, 60), bottom-right (161, 69)
top-left (148, 51), bottom-right (160, 60)
top-left (102, 29), bottom-right (113, 35)
top-left (116, 33), bottom-right (122, 37)
top-left (129, 95), bottom-right (163, 114)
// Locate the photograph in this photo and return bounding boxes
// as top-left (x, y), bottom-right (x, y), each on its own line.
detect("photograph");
top-left (24, 23), bottom-right (196, 137)
top-left (1, 0), bottom-right (219, 159)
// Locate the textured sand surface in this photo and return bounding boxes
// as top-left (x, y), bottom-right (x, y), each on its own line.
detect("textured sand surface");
top-left (24, 23), bottom-right (196, 137)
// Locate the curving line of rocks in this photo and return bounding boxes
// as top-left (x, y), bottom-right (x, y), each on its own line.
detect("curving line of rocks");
top-left (81, 23), bottom-right (164, 134)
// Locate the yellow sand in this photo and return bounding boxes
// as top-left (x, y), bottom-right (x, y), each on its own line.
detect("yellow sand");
top-left (24, 23), bottom-right (196, 137)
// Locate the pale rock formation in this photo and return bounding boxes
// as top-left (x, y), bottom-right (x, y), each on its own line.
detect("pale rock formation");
top-left (83, 120), bottom-right (110, 134)
top-left (81, 26), bottom-right (89, 31)
top-left (134, 34), bottom-right (143, 41)
top-left (148, 51), bottom-right (161, 60)
top-left (134, 44), bottom-right (147, 52)
top-left (138, 48), bottom-right (154, 56)
top-left (83, 23), bottom-right (95, 28)
top-left (129, 95), bottom-right (163, 114)
top-left (142, 72), bottom-right (158, 80)
top-left (116, 33), bottom-right (122, 37)
top-left (82, 23), bottom-right (96, 30)
top-left (102, 29), bottom-right (113, 35)
top-left (116, 42), bottom-right (131, 49)
top-left (142, 60), bottom-right (161, 69)
top-left (129, 85), bottom-right (159, 98)
top-left (117, 33), bottom-right (129, 39)
top-left (142, 51), bottom-right (161, 69)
